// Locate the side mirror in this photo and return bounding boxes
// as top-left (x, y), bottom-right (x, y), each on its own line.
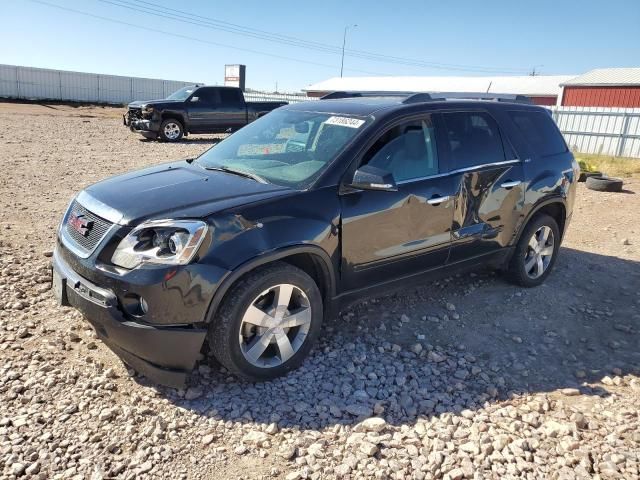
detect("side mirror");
top-left (349, 165), bottom-right (397, 191)
top-left (190, 96), bottom-right (200, 102)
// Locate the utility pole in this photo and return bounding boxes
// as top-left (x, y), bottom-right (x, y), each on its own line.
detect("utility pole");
top-left (530, 65), bottom-right (544, 76)
top-left (340, 24), bottom-right (358, 78)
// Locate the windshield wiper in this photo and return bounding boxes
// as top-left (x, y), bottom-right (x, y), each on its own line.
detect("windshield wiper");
top-left (204, 166), bottom-right (268, 184)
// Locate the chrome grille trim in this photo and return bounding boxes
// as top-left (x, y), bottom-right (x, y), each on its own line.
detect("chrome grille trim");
top-left (61, 201), bottom-right (115, 258)
top-left (76, 190), bottom-right (124, 225)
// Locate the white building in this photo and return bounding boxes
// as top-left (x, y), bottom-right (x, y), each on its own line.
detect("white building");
top-left (304, 75), bottom-right (574, 105)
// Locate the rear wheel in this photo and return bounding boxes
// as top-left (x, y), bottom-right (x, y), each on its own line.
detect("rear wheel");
top-left (159, 119), bottom-right (184, 142)
top-left (507, 214), bottom-right (560, 287)
top-left (209, 262), bottom-right (323, 380)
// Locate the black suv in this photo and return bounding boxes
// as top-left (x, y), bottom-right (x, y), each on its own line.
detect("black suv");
top-left (124, 85), bottom-right (287, 142)
top-left (53, 92), bottom-right (578, 387)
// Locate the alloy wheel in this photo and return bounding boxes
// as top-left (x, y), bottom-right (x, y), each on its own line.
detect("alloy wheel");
top-left (163, 122), bottom-right (181, 140)
top-left (524, 225), bottom-right (555, 279)
top-left (238, 284), bottom-right (312, 368)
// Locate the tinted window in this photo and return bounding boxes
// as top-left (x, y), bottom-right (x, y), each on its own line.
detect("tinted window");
top-left (442, 112), bottom-right (505, 169)
top-left (508, 110), bottom-right (567, 157)
top-left (193, 88), bottom-right (216, 104)
top-left (218, 88), bottom-right (243, 105)
top-left (365, 118), bottom-right (439, 182)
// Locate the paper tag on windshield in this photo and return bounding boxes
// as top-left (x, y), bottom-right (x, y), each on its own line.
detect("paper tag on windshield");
top-left (325, 116), bottom-right (365, 128)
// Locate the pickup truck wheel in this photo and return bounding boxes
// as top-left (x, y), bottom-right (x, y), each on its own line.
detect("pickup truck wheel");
top-left (506, 214), bottom-right (560, 288)
top-left (159, 119), bottom-right (183, 142)
top-left (209, 262), bottom-right (323, 381)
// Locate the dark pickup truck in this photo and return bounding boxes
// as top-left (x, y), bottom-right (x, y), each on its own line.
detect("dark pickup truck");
top-left (123, 85), bottom-right (287, 142)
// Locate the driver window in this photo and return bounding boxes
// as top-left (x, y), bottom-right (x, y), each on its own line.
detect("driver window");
top-left (364, 117), bottom-right (439, 182)
top-left (193, 88), bottom-right (215, 104)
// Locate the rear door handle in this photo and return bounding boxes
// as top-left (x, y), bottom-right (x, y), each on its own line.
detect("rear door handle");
top-left (427, 195), bottom-right (450, 205)
top-left (501, 180), bottom-right (522, 189)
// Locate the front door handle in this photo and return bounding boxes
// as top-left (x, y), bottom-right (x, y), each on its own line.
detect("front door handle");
top-left (427, 195), bottom-right (450, 206)
top-left (501, 180), bottom-right (522, 189)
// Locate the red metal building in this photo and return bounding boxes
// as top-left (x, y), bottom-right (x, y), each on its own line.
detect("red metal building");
top-left (561, 68), bottom-right (640, 107)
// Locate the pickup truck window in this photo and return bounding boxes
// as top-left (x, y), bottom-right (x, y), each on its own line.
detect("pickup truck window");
top-left (219, 88), bottom-right (244, 105)
top-left (195, 110), bottom-right (369, 189)
top-left (192, 87), bottom-right (217, 104)
top-left (167, 86), bottom-right (197, 101)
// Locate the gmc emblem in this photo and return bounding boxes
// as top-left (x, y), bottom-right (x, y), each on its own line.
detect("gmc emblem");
top-left (68, 213), bottom-right (93, 237)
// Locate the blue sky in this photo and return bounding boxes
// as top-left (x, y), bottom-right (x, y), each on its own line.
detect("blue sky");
top-left (2, 0), bottom-right (639, 92)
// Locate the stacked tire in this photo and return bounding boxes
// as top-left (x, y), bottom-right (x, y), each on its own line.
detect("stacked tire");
top-left (585, 175), bottom-right (624, 192)
top-left (578, 171), bottom-right (602, 182)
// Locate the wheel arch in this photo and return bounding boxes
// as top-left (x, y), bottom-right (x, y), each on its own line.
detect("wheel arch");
top-left (515, 197), bottom-right (567, 246)
top-left (160, 111), bottom-right (187, 129)
top-left (204, 245), bottom-right (336, 325)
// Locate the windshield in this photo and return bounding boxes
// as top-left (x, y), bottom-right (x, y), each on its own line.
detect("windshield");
top-left (195, 109), bottom-right (370, 189)
top-left (167, 86), bottom-right (197, 101)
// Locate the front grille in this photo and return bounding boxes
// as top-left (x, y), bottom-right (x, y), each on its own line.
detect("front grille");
top-left (127, 107), bottom-right (143, 120)
top-left (64, 201), bottom-right (113, 254)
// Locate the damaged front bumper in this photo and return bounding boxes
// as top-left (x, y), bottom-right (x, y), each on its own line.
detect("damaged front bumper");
top-left (123, 111), bottom-right (160, 136)
top-left (52, 248), bottom-right (207, 388)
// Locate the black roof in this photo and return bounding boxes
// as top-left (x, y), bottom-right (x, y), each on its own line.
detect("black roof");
top-left (285, 92), bottom-right (543, 117)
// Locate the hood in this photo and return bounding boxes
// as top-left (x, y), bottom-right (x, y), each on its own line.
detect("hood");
top-left (81, 161), bottom-right (291, 225)
top-left (127, 99), bottom-right (183, 108)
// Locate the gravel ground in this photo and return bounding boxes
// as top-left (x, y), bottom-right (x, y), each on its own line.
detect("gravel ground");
top-left (0, 102), bottom-right (639, 480)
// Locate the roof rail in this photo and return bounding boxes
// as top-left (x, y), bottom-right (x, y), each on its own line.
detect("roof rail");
top-left (320, 91), bottom-right (426, 100)
top-left (320, 90), bottom-right (531, 105)
top-left (402, 93), bottom-right (441, 104)
top-left (435, 92), bottom-right (532, 104)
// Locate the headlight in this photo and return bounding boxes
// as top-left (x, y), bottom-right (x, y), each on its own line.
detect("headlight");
top-left (111, 220), bottom-right (208, 269)
top-left (143, 105), bottom-right (154, 114)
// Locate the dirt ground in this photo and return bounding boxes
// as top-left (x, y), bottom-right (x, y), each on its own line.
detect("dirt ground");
top-left (0, 102), bottom-right (638, 480)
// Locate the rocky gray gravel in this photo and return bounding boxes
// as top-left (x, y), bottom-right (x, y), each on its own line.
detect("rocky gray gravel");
top-left (0, 103), bottom-right (639, 479)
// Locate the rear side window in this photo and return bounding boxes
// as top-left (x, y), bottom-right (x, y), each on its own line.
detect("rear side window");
top-left (219, 88), bottom-right (243, 105)
top-left (441, 112), bottom-right (505, 169)
top-left (508, 110), bottom-right (567, 157)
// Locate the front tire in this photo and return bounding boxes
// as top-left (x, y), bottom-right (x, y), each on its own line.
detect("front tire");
top-left (159, 119), bottom-right (184, 142)
top-left (209, 262), bottom-right (323, 381)
top-left (507, 214), bottom-right (560, 287)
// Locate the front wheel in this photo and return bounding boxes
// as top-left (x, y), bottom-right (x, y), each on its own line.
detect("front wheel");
top-left (507, 214), bottom-right (560, 287)
top-left (209, 262), bottom-right (323, 380)
top-left (159, 119), bottom-right (184, 142)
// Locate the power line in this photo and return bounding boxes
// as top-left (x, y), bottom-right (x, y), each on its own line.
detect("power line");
top-left (97, 0), bottom-right (532, 74)
top-left (27, 0), bottom-right (391, 76)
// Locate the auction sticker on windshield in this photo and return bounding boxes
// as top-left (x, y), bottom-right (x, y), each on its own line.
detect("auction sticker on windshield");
top-left (325, 116), bottom-right (366, 128)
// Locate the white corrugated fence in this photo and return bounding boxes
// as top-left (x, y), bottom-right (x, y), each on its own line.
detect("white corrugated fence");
top-left (549, 106), bottom-right (640, 158)
top-left (0, 64), bottom-right (312, 105)
top-left (0, 64), bottom-right (200, 104)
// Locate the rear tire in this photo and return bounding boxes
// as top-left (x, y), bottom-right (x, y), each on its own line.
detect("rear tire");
top-left (159, 119), bottom-right (184, 142)
top-left (507, 214), bottom-right (560, 287)
top-left (209, 262), bottom-right (323, 381)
